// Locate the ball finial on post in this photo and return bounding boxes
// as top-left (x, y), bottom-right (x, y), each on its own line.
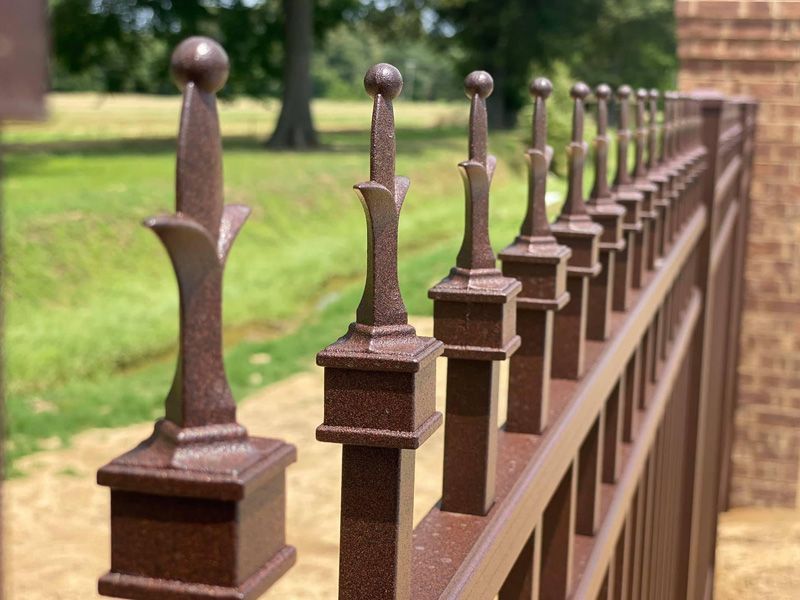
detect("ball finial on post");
top-left (465, 70), bottom-right (493, 99)
top-left (530, 77), bottom-right (553, 99)
top-left (364, 63), bottom-right (403, 193)
top-left (464, 70), bottom-right (493, 165)
top-left (170, 36), bottom-right (230, 93)
top-left (364, 63), bottom-right (403, 100)
top-left (596, 83), bottom-right (612, 101)
top-left (571, 81), bottom-right (591, 100)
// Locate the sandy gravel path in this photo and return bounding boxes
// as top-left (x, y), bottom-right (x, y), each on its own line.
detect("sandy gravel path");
top-left (4, 317), bottom-right (798, 598)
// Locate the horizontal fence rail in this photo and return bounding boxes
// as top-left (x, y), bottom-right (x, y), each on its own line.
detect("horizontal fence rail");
top-left (96, 36), bottom-right (756, 600)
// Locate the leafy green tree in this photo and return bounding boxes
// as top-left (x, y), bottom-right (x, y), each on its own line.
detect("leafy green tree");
top-left (426, 0), bottom-right (676, 129)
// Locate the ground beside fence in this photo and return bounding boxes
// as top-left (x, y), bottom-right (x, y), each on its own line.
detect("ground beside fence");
top-left (5, 317), bottom-right (799, 599)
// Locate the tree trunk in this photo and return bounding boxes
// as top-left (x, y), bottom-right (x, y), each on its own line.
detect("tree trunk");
top-left (267, 0), bottom-right (318, 149)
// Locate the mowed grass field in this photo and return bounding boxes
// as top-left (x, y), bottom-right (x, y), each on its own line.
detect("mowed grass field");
top-left (3, 93), bottom-right (568, 473)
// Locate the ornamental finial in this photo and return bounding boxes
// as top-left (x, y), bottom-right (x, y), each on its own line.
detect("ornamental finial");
top-left (518, 77), bottom-right (555, 240)
top-left (354, 63), bottom-right (409, 328)
top-left (589, 83), bottom-right (613, 203)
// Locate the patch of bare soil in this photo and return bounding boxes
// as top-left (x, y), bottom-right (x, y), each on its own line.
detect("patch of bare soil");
top-left (4, 317), bottom-right (798, 598)
top-left (4, 318), bottom-right (447, 599)
top-left (714, 507), bottom-right (800, 600)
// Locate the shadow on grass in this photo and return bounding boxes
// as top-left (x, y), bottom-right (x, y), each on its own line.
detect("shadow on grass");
top-left (4, 125), bottom-right (468, 158)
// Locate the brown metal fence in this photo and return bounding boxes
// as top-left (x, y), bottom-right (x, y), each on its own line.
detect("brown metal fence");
top-left (97, 37), bottom-right (757, 600)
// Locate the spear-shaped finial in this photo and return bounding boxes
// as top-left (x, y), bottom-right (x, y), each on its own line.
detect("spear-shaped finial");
top-left (146, 36), bottom-right (254, 427)
top-left (171, 36), bottom-right (230, 242)
top-left (519, 77), bottom-right (555, 240)
top-left (613, 85), bottom-right (633, 187)
top-left (561, 81), bottom-right (591, 218)
top-left (589, 83), bottom-right (613, 203)
top-left (465, 70), bottom-right (492, 165)
top-left (354, 63), bottom-right (409, 328)
top-left (664, 92), bottom-right (678, 161)
top-left (365, 62), bottom-right (403, 194)
top-left (633, 88), bottom-right (649, 180)
top-left (456, 70), bottom-right (496, 270)
top-left (647, 89), bottom-right (660, 170)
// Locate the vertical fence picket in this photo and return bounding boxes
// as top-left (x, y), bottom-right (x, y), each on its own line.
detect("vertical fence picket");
top-left (540, 464), bottom-right (578, 600)
top-left (500, 78), bottom-right (571, 434)
top-left (96, 37), bottom-right (296, 600)
top-left (602, 379), bottom-right (625, 483)
top-left (316, 63), bottom-right (443, 600)
top-left (430, 71), bottom-right (521, 516)
top-left (550, 83), bottom-right (602, 380)
top-left (586, 84), bottom-right (627, 341)
top-left (611, 85), bottom-right (645, 305)
top-left (500, 524), bottom-right (542, 600)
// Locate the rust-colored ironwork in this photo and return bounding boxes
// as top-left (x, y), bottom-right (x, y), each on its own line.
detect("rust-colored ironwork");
top-left (633, 88), bottom-right (660, 274)
top-left (97, 37), bottom-right (296, 599)
top-left (429, 71), bottom-right (521, 516)
top-left (586, 84), bottom-right (627, 341)
top-left (499, 77), bottom-right (571, 434)
top-left (89, 67), bottom-right (756, 600)
top-left (316, 63), bottom-right (443, 599)
top-left (550, 82), bottom-right (602, 380)
top-left (611, 85), bottom-right (644, 310)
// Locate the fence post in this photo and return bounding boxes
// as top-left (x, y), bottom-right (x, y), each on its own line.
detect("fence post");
top-left (676, 90), bottom-right (724, 600)
top-left (632, 88), bottom-right (660, 275)
top-left (96, 37), bottom-right (296, 599)
top-left (611, 85), bottom-right (644, 309)
top-left (585, 84), bottom-right (626, 342)
top-left (550, 82), bottom-right (602, 380)
top-left (500, 77), bottom-right (571, 435)
top-left (316, 63), bottom-right (443, 600)
top-left (717, 98), bottom-right (757, 511)
top-left (649, 90), bottom-right (671, 266)
top-left (429, 71), bottom-right (521, 516)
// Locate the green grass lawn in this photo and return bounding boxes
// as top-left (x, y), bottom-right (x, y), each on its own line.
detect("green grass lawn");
top-left (3, 93), bottom-right (572, 473)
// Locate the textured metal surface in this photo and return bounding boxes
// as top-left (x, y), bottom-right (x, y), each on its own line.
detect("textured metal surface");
top-left (429, 71), bottom-right (521, 516)
top-left (499, 77), bottom-right (571, 435)
top-left (316, 63), bottom-right (443, 599)
top-left (97, 37), bottom-right (296, 600)
top-left (586, 84), bottom-right (627, 342)
top-left (550, 83), bottom-right (602, 380)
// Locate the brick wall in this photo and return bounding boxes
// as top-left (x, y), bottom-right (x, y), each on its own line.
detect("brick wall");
top-left (677, 0), bottom-right (800, 507)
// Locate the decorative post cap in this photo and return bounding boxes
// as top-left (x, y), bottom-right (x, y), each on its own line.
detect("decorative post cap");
top-left (351, 62), bottom-right (411, 330)
top-left (454, 70), bottom-right (499, 271)
top-left (464, 70), bottom-right (493, 166)
top-left (516, 76), bottom-right (555, 242)
top-left (171, 36), bottom-right (230, 94)
top-left (556, 82), bottom-right (594, 223)
top-left (499, 75), bottom-right (571, 308)
top-left (364, 63), bottom-right (403, 195)
top-left (317, 63), bottom-right (443, 450)
top-left (633, 88), bottom-right (649, 180)
top-left (613, 85), bottom-right (633, 188)
top-left (550, 81), bottom-right (602, 276)
top-left (318, 63), bottom-right (442, 371)
top-left (647, 89), bottom-right (660, 171)
top-left (589, 83), bottom-right (613, 204)
top-left (428, 69), bottom-right (521, 360)
top-left (97, 37), bottom-right (297, 600)
top-left (143, 35), bottom-right (251, 428)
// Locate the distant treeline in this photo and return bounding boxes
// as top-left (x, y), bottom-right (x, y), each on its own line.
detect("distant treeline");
top-left (51, 0), bottom-right (677, 126)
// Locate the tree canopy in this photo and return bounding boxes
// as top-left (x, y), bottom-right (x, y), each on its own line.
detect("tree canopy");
top-left (50, 0), bottom-right (678, 130)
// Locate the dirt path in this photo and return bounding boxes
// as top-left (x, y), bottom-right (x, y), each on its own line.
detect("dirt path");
top-left (5, 317), bottom-right (799, 598)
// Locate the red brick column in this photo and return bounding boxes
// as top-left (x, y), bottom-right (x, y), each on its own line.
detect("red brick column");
top-left (677, 0), bottom-right (800, 508)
